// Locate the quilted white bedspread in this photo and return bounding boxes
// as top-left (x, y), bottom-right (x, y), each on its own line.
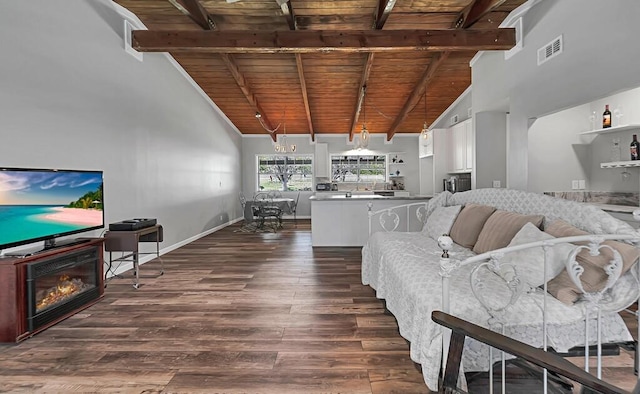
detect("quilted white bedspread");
top-left (361, 230), bottom-right (636, 391)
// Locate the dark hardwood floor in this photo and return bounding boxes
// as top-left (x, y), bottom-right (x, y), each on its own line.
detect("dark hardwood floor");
top-left (0, 220), bottom-right (636, 393)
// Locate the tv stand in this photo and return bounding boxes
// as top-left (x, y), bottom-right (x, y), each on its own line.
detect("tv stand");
top-left (42, 238), bottom-right (91, 251)
top-left (3, 238), bottom-right (92, 258)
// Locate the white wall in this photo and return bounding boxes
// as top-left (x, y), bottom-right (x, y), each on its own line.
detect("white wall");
top-left (528, 105), bottom-right (591, 193)
top-left (475, 112), bottom-right (507, 189)
top-left (431, 88), bottom-right (472, 129)
top-left (0, 1), bottom-right (242, 253)
top-left (527, 87), bottom-right (640, 194)
top-left (471, 0), bottom-right (640, 190)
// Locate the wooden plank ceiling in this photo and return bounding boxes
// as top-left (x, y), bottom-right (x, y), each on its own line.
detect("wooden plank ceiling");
top-left (114, 0), bottom-right (525, 141)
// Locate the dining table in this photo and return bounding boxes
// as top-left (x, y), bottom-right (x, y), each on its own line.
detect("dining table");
top-left (244, 197), bottom-right (295, 223)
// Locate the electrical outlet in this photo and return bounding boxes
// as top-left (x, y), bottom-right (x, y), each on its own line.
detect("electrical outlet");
top-left (492, 180), bottom-right (501, 188)
top-left (578, 180), bottom-right (585, 189)
top-left (571, 180), bottom-right (579, 190)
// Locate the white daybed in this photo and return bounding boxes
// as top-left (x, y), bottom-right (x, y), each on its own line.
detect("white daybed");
top-left (362, 188), bottom-right (640, 391)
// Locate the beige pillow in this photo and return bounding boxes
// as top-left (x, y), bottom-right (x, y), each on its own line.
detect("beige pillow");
top-left (545, 219), bottom-right (640, 304)
top-left (472, 210), bottom-right (544, 254)
top-left (449, 204), bottom-right (497, 249)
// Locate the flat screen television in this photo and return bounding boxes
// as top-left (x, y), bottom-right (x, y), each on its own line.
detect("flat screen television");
top-left (0, 167), bottom-right (104, 252)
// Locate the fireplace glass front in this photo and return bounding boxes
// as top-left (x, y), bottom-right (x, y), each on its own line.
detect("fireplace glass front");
top-left (26, 247), bottom-right (101, 331)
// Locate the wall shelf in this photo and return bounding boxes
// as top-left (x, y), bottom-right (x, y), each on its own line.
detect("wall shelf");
top-left (579, 124), bottom-right (640, 135)
top-left (600, 160), bottom-right (640, 169)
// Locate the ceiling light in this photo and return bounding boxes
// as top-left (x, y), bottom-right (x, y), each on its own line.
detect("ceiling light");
top-left (274, 110), bottom-right (296, 153)
top-left (358, 86), bottom-right (370, 149)
top-left (420, 89), bottom-right (430, 141)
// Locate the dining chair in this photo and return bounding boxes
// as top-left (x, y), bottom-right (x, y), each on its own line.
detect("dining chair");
top-left (291, 191), bottom-right (300, 226)
top-left (267, 190), bottom-right (282, 199)
top-left (237, 191), bottom-right (258, 232)
top-left (252, 192), bottom-right (283, 230)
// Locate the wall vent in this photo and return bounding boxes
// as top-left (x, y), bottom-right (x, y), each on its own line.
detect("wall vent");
top-left (450, 114), bottom-right (459, 125)
top-left (537, 35), bottom-right (562, 65)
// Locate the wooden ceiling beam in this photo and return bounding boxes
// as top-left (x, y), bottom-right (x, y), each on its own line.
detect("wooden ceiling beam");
top-left (453, 0), bottom-right (509, 29)
top-left (386, 51), bottom-right (450, 141)
top-left (280, 0), bottom-right (296, 30)
top-left (167, 0), bottom-right (216, 30)
top-left (385, 1), bottom-right (510, 140)
top-left (374, 0), bottom-right (397, 30)
top-left (132, 29), bottom-right (516, 53)
top-left (282, 0), bottom-right (314, 141)
top-left (295, 54), bottom-right (314, 141)
top-left (348, 0), bottom-right (397, 141)
top-left (349, 54), bottom-right (374, 142)
top-left (220, 53), bottom-right (277, 142)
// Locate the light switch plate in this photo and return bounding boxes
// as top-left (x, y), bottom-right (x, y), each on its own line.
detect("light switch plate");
top-left (492, 180), bottom-right (501, 188)
top-left (571, 180), bottom-right (579, 190)
top-left (578, 180), bottom-right (586, 189)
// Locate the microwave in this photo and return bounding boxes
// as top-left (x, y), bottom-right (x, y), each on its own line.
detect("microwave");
top-left (316, 182), bottom-right (332, 191)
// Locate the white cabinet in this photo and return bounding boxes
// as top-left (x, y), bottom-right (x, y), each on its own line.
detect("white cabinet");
top-left (314, 143), bottom-right (330, 178)
top-left (465, 119), bottom-right (473, 172)
top-left (447, 119), bottom-right (473, 173)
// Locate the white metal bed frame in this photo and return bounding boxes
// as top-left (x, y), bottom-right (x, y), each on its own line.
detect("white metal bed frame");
top-left (366, 201), bottom-right (640, 393)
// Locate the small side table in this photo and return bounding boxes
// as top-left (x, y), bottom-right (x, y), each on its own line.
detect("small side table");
top-left (104, 224), bottom-right (164, 289)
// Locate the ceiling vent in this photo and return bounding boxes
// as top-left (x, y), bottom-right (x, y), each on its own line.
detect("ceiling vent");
top-left (450, 114), bottom-right (459, 125)
top-left (537, 35), bottom-right (563, 65)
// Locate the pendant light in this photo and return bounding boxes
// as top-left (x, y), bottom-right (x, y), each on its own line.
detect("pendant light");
top-left (420, 89), bottom-right (429, 140)
top-left (274, 110), bottom-right (296, 153)
top-left (359, 86), bottom-right (370, 149)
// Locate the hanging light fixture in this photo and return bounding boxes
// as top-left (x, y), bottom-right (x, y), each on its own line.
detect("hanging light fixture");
top-left (359, 85), bottom-right (370, 149)
top-left (274, 110), bottom-right (296, 153)
top-left (420, 89), bottom-right (429, 141)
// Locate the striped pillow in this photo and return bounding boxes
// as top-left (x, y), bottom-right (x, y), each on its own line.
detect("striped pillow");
top-left (472, 210), bottom-right (544, 254)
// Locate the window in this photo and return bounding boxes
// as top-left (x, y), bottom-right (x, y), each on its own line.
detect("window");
top-left (331, 155), bottom-right (386, 183)
top-left (257, 155), bottom-right (313, 191)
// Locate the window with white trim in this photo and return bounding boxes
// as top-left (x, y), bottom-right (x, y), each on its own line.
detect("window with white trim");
top-left (330, 155), bottom-right (386, 183)
top-left (257, 155), bottom-right (313, 191)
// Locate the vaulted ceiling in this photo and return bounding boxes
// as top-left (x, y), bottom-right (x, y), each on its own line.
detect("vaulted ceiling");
top-left (114, 0), bottom-right (525, 142)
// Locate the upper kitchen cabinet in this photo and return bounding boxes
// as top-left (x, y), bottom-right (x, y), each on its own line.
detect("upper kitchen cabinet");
top-left (447, 119), bottom-right (473, 173)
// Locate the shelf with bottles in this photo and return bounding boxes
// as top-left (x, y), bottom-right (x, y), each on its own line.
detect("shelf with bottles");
top-left (578, 124), bottom-right (640, 136)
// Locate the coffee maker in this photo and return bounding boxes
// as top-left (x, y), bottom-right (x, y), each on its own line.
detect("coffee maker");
top-left (443, 174), bottom-right (471, 193)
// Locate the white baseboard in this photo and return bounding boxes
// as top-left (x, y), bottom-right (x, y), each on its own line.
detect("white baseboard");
top-left (105, 217), bottom-right (243, 279)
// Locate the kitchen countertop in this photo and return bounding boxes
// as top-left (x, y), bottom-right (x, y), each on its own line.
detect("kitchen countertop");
top-left (587, 203), bottom-right (639, 214)
top-left (310, 194), bottom-right (432, 201)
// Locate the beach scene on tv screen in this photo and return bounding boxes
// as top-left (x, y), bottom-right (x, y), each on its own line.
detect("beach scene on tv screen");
top-left (0, 170), bottom-right (103, 247)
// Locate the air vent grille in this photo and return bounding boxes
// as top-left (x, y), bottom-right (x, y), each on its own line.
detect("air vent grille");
top-left (537, 35), bottom-right (563, 65)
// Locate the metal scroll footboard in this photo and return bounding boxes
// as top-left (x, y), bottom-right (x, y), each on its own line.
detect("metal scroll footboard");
top-left (437, 233), bottom-right (640, 393)
top-left (367, 201), bottom-right (431, 235)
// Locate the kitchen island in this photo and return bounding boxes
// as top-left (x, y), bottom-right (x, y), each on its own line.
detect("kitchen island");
top-left (310, 194), bottom-right (432, 247)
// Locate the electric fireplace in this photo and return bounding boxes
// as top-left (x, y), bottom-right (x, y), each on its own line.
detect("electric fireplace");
top-left (0, 239), bottom-right (104, 343)
top-left (26, 247), bottom-right (101, 331)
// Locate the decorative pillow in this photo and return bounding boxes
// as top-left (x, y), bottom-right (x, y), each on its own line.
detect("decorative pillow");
top-left (448, 204), bottom-right (497, 249)
top-left (545, 219), bottom-right (640, 304)
top-left (496, 222), bottom-right (576, 288)
top-left (472, 211), bottom-right (544, 254)
top-left (424, 205), bottom-right (462, 241)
